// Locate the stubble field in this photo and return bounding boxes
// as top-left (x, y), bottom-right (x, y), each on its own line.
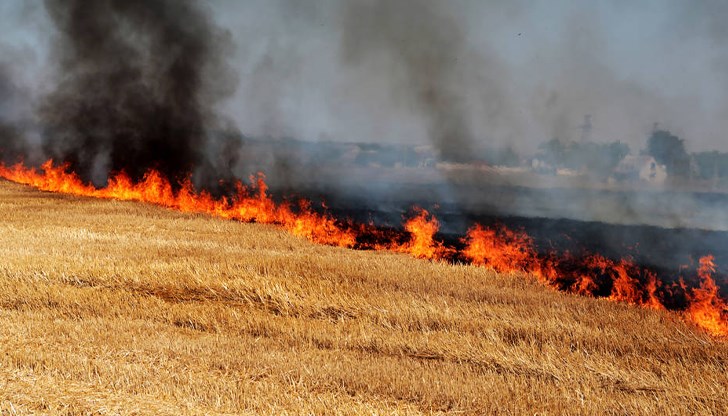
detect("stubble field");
top-left (0, 180), bottom-right (725, 415)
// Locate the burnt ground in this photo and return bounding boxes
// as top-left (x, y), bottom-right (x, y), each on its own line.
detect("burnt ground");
top-left (271, 180), bottom-right (728, 287)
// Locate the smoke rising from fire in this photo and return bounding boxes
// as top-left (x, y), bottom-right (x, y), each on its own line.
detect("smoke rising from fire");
top-left (39, 0), bottom-right (236, 184)
top-left (0, 1), bottom-right (727, 321)
top-left (339, 0), bottom-right (476, 162)
top-left (1, 1), bottom-right (728, 231)
top-left (194, 0), bottom-right (728, 155)
top-left (0, 64), bottom-right (24, 164)
top-left (2, 1), bottom-right (728, 167)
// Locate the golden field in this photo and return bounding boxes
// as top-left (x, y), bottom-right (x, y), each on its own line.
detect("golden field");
top-left (0, 180), bottom-right (725, 415)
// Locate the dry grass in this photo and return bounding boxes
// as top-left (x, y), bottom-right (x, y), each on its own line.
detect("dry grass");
top-left (0, 180), bottom-right (725, 415)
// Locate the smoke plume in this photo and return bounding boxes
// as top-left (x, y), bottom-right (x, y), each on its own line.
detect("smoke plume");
top-left (40, 0), bottom-right (236, 184)
top-left (340, 0), bottom-right (474, 162)
top-left (1, 0), bottom-right (727, 231)
top-left (0, 62), bottom-right (26, 164)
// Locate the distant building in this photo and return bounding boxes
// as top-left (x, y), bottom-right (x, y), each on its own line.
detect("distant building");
top-left (615, 155), bottom-right (667, 184)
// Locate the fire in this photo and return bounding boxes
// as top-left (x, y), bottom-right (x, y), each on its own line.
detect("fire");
top-left (394, 207), bottom-right (451, 260)
top-left (686, 256), bottom-right (728, 337)
top-left (0, 159), bottom-right (726, 338)
top-left (462, 224), bottom-right (536, 273)
top-left (580, 254), bottom-right (665, 310)
top-left (461, 227), bottom-right (667, 309)
top-left (0, 160), bottom-right (357, 248)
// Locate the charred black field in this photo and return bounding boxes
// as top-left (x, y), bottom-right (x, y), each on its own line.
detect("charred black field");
top-left (280, 178), bottom-right (728, 284)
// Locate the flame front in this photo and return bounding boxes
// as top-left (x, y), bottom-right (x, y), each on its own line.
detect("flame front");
top-left (1, 160), bottom-right (726, 337)
top-left (463, 224), bottom-right (536, 273)
top-left (687, 256), bottom-right (728, 337)
top-left (395, 207), bottom-right (451, 260)
top-left (0, 161), bottom-right (357, 248)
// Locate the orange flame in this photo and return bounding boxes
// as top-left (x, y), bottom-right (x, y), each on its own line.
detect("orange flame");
top-left (462, 224), bottom-right (535, 273)
top-left (579, 254), bottom-right (665, 310)
top-left (686, 256), bottom-right (728, 337)
top-left (0, 160), bottom-right (356, 248)
top-left (394, 207), bottom-right (451, 260)
top-left (1, 159), bottom-right (726, 338)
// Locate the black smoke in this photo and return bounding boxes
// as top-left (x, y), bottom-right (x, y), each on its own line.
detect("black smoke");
top-left (40, 0), bottom-right (236, 184)
top-left (0, 63), bottom-right (26, 164)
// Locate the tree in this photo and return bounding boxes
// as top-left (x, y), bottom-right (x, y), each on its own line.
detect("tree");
top-left (693, 151), bottom-right (728, 180)
top-left (645, 130), bottom-right (690, 177)
top-left (536, 138), bottom-right (629, 178)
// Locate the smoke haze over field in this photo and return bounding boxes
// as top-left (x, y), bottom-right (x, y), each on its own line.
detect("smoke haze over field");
top-left (1, 1), bottom-right (728, 174)
top-left (1, 0), bottom-right (728, 278)
top-left (207, 0), bottom-right (728, 154)
top-left (339, 0), bottom-right (478, 162)
top-left (0, 0), bottom-right (728, 158)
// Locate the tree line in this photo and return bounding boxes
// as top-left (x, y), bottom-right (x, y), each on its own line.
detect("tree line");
top-left (533, 129), bottom-right (728, 180)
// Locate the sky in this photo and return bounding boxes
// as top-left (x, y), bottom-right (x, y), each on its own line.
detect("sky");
top-left (1, 0), bottom-right (727, 154)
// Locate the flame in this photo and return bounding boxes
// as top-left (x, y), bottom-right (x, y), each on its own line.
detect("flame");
top-left (0, 160), bottom-right (357, 248)
top-left (394, 207), bottom-right (451, 260)
top-left (685, 256), bottom-right (728, 337)
top-left (462, 224), bottom-right (536, 273)
top-left (0, 159), bottom-right (726, 338)
top-left (580, 254), bottom-right (665, 310)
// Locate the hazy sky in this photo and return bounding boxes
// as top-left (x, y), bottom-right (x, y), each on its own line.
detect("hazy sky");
top-left (2, 0), bottom-right (727, 153)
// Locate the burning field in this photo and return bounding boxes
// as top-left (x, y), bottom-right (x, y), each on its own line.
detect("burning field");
top-left (0, 176), bottom-right (727, 414)
top-left (1, 0), bottom-right (728, 413)
top-left (1, 160), bottom-right (726, 339)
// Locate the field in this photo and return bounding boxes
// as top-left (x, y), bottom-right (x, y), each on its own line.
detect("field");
top-left (0, 180), bottom-right (726, 415)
